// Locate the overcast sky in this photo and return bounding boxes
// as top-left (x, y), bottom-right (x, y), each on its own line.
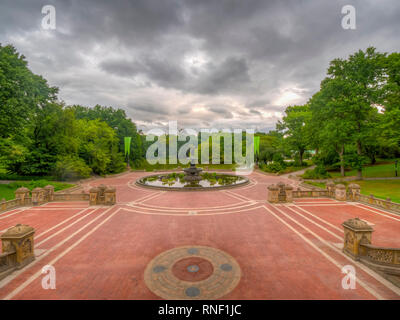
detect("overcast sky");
top-left (1, 0), bottom-right (399, 132)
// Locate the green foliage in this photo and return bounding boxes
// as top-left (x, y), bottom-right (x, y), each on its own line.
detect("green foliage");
top-left (0, 44), bottom-right (58, 139)
top-left (276, 105), bottom-right (310, 164)
top-left (0, 45), bottom-right (147, 179)
top-left (260, 161), bottom-right (284, 173)
top-left (54, 156), bottom-right (92, 181)
top-left (301, 166), bottom-right (331, 179)
top-left (71, 104), bottom-right (143, 161)
top-left (0, 180), bottom-right (74, 200)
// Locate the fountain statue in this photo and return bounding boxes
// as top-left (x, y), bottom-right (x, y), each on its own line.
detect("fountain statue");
top-left (183, 162), bottom-right (203, 182)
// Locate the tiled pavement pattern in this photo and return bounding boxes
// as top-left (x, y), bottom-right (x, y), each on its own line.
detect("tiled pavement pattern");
top-left (0, 171), bottom-right (399, 299)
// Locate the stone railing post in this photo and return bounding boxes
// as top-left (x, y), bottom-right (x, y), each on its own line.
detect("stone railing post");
top-left (285, 185), bottom-right (293, 202)
top-left (1, 224), bottom-right (35, 269)
top-left (104, 186), bottom-right (116, 205)
top-left (31, 187), bottom-right (45, 206)
top-left (277, 182), bottom-right (287, 202)
top-left (368, 194), bottom-right (375, 204)
top-left (267, 184), bottom-right (279, 203)
top-left (15, 187), bottom-right (30, 206)
top-left (44, 185), bottom-right (55, 202)
top-left (89, 187), bottom-right (99, 205)
top-left (342, 218), bottom-right (373, 259)
top-left (335, 184), bottom-right (346, 201)
top-left (347, 183), bottom-right (360, 201)
top-left (326, 181), bottom-right (335, 198)
top-left (98, 184), bottom-right (107, 204)
top-left (311, 187), bottom-right (320, 197)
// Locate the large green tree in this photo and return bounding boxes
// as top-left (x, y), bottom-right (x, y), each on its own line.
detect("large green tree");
top-left (71, 104), bottom-right (143, 163)
top-left (276, 105), bottom-right (310, 164)
top-left (322, 47), bottom-right (387, 179)
top-left (381, 53), bottom-right (400, 152)
top-left (0, 44), bottom-right (58, 139)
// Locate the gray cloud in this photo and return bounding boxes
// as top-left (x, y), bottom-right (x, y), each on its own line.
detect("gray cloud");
top-left (1, 0), bottom-right (399, 132)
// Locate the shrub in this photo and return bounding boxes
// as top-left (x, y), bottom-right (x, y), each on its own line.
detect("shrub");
top-left (54, 156), bottom-right (92, 181)
top-left (301, 166), bottom-right (331, 179)
top-left (262, 162), bottom-right (284, 173)
top-left (7, 180), bottom-right (73, 192)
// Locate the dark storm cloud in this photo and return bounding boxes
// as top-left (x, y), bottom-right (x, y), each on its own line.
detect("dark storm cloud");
top-left (208, 106), bottom-right (234, 119)
top-left (1, 0), bottom-right (399, 131)
top-left (99, 55), bottom-right (250, 95)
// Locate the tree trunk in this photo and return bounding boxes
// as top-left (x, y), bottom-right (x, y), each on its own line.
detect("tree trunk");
top-left (339, 144), bottom-right (345, 177)
top-left (370, 153), bottom-right (376, 165)
top-left (299, 150), bottom-right (304, 165)
top-left (356, 139), bottom-right (363, 180)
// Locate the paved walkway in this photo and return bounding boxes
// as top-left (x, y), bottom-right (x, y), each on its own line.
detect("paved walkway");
top-left (0, 171), bottom-right (399, 300)
top-left (279, 165), bottom-right (315, 179)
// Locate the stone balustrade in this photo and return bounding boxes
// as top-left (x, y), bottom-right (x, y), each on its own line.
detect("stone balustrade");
top-left (342, 218), bottom-right (400, 287)
top-left (267, 182), bottom-right (294, 203)
top-left (0, 224), bottom-right (35, 281)
top-left (89, 184), bottom-right (116, 205)
top-left (0, 184), bottom-right (116, 214)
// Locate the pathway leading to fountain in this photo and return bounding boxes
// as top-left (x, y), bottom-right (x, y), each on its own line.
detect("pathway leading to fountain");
top-left (0, 170), bottom-right (399, 300)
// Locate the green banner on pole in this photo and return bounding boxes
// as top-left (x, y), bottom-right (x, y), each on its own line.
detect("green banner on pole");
top-left (254, 136), bottom-right (260, 156)
top-left (124, 137), bottom-right (132, 156)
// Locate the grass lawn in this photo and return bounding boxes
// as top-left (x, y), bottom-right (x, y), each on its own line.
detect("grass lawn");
top-left (356, 180), bottom-right (400, 203)
top-left (329, 161), bottom-right (399, 178)
top-left (0, 185), bottom-right (16, 200)
top-left (0, 181), bottom-right (74, 201)
top-left (304, 181), bottom-right (326, 189)
top-left (304, 180), bottom-right (400, 203)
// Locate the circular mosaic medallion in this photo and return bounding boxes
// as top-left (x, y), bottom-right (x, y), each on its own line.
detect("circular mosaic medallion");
top-left (144, 246), bottom-right (241, 300)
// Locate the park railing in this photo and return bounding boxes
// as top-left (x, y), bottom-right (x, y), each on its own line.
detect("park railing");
top-left (290, 181), bottom-right (400, 215)
top-left (354, 193), bottom-right (400, 213)
top-left (0, 184), bottom-right (115, 214)
top-left (342, 218), bottom-right (400, 288)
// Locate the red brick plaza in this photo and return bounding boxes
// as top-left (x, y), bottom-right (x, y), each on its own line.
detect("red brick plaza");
top-left (0, 171), bottom-right (399, 300)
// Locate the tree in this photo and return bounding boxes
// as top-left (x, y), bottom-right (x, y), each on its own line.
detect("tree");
top-left (380, 53), bottom-right (400, 152)
top-left (276, 105), bottom-right (310, 164)
top-left (77, 119), bottom-right (125, 175)
top-left (323, 47), bottom-right (387, 179)
top-left (0, 44), bottom-right (58, 139)
top-left (71, 105), bottom-right (143, 163)
top-left (309, 82), bottom-right (353, 176)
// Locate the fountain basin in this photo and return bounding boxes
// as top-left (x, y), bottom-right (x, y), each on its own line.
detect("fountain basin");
top-left (136, 172), bottom-right (249, 191)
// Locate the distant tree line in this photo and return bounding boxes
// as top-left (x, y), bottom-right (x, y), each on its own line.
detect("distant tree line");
top-left (0, 44), bottom-right (143, 180)
top-left (274, 47), bottom-right (400, 178)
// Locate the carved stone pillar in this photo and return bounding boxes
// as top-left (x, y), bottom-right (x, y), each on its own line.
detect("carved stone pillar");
top-left (44, 185), bottom-right (55, 202)
top-left (335, 184), bottom-right (347, 201)
top-left (31, 188), bottom-right (45, 206)
top-left (15, 187), bottom-right (30, 206)
top-left (326, 181), bottom-right (335, 197)
top-left (89, 187), bottom-right (99, 205)
top-left (285, 185), bottom-right (293, 202)
top-left (1, 224), bottom-right (35, 269)
top-left (267, 184), bottom-right (279, 203)
top-left (342, 218), bottom-right (373, 259)
top-left (104, 186), bottom-right (116, 205)
top-left (98, 184), bottom-right (107, 204)
top-left (311, 187), bottom-right (320, 197)
top-left (277, 182), bottom-right (287, 202)
top-left (347, 183), bottom-right (360, 201)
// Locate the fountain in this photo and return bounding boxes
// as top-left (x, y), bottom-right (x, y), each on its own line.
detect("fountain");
top-left (136, 163), bottom-right (249, 191)
top-left (183, 163), bottom-right (202, 183)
